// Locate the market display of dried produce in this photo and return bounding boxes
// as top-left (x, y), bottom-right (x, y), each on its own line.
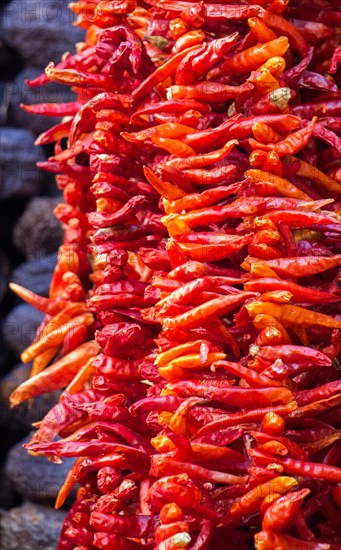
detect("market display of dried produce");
top-left (8, 0), bottom-right (341, 548)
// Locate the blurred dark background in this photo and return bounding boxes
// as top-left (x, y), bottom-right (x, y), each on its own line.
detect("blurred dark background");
top-left (0, 1), bottom-right (84, 547)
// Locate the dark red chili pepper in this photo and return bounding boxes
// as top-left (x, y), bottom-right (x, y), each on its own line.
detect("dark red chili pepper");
top-left (90, 512), bottom-right (160, 537)
top-left (190, 33), bottom-right (239, 81)
top-left (293, 99), bottom-right (341, 119)
top-left (97, 467), bottom-right (123, 494)
top-left (295, 381), bottom-right (341, 407)
top-left (174, 44), bottom-right (206, 85)
top-left (169, 379), bottom-right (293, 407)
top-left (250, 344), bottom-right (332, 367)
top-left (88, 196), bottom-right (145, 228)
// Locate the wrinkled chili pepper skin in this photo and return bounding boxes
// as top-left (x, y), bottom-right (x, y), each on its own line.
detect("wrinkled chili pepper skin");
top-left (245, 278), bottom-right (341, 304)
top-left (208, 37), bottom-right (289, 79)
top-left (262, 488), bottom-right (311, 531)
top-left (11, 0), bottom-right (341, 549)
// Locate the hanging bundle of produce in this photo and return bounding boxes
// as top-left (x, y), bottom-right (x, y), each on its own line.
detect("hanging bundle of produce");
top-left (9, 0), bottom-right (341, 548)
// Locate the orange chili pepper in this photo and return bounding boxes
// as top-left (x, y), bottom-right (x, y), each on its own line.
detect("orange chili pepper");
top-left (21, 312), bottom-right (94, 364)
top-left (169, 17), bottom-right (190, 40)
top-left (249, 149), bottom-right (268, 167)
top-left (260, 290), bottom-right (293, 303)
top-left (253, 313), bottom-right (291, 344)
top-left (172, 30), bottom-right (205, 53)
top-left (208, 36), bottom-right (289, 78)
top-left (151, 135), bottom-right (195, 156)
top-left (257, 56), bottom-right (286, 75)
top-left (144, 167), bottom-right (187, 200)
top-left (226, 476), bottom-right (298, 520)
top-left (289, 155), bottom-right (341, 196)
top-left (263, 150), bottom-right (283, 176)
top-left (246, 169), bottom-right (312, 200)
top-left (248, 16), bottom-right (277, 42)
top-left (261, 412), bottom-right (285, 435)
top-left (169, 81), bottom-right (253, 103)
top-left (151, 434), bottom-right (175, 453)
top-left (65, 358), bottom-right (96, 394)
top-left (262, 11), bottom-right (309, 55)
top-left (155, 340), bottom-right (209, 366)
top-left (96, 198), bottom-right (123, 212)
top-left (245, 254), bottom-right (341, 278)
top-left (168, 397), bottom-right (204, 436)
top-left (10, 341), bottom-right (100, 406)
top-left (95, 0), bottom-right (137, 16)
top-left (160, 504), bottom-right (184, 524)
top-left (190, 442), bottom-right (244, 462)
top-left (163, 352), bottom-right (226, 370)
top-left (258, 440), bottom-right (289, 456)
top-left (21, 302), bottom-right (86, 360)
top-left (122, 122), bottom-right (196, 143)
top-left (250, 117), bottom-right (318, 156)
top-left (158, 364), bottom-right (189, 382)
top-left (252, 122), bottom-right (281, 144)
top-left (155, 522), bottom-right (190, 545)
top-left (8, 282), bottom-right (75, 316)
top-left (30, 347), bottom-right (59, 378)
top-left (162, 292), bottom-right (256, 331)
top-left (257, 326), bottom-right (289, 346)
top-left (260, 493), bottom-right (282, 515)
top-left (164, 185), bottom-right (242, 214)
top-left (246, 300), bottom-right (341, 329)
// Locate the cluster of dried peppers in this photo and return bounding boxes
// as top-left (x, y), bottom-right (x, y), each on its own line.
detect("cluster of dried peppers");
top-left (9, 0), bottom-right (341, 548)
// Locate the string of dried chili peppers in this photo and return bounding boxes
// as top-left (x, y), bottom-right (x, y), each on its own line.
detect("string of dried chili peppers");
top-left (9, 0), bottom-right (341, 548)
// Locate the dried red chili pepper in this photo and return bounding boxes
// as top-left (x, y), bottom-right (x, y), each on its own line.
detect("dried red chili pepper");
top-left (252, 448), bottom-right (341, 482)
top-left (245, 278), bottom-right (340, 304)
top-left (169, 81), bottom-right (254, 103)
top-left (225, 476), bottom-right (298, 521)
